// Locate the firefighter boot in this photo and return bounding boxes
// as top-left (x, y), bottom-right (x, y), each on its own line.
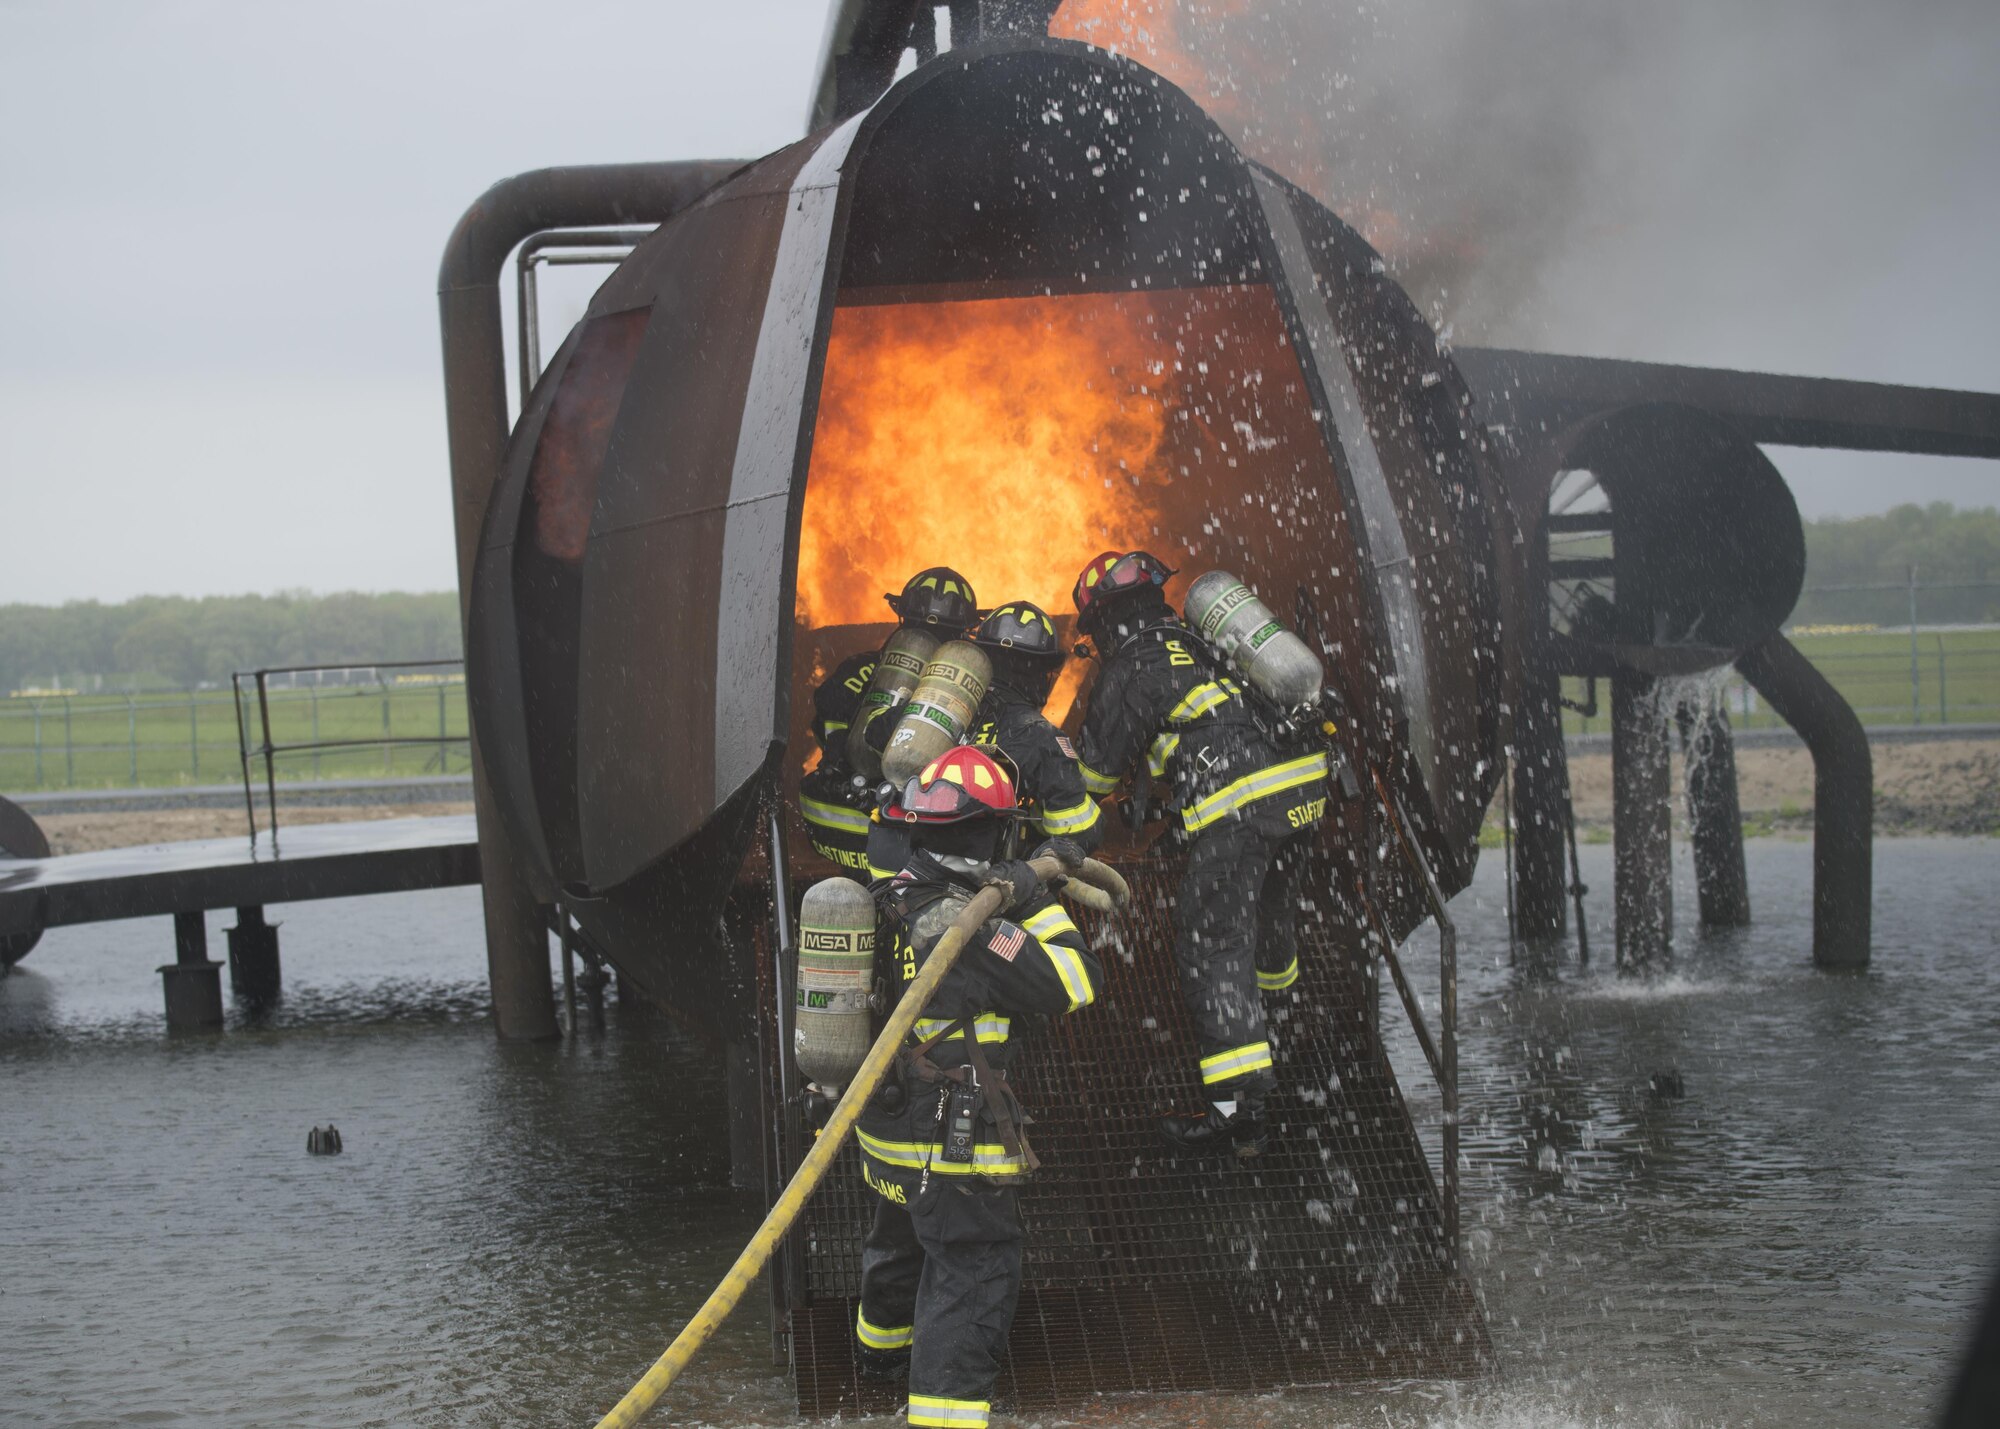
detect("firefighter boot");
top-left (1160, 1090), bottom-right (1269, 1158)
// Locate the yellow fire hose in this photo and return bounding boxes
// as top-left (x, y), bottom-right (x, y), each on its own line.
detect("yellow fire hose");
top-left (592, 854), bottom-right (1130, 1429)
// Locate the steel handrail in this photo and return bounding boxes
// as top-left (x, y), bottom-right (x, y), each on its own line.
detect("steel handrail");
top-left (232, 660), bottom-right (466, 847)
top-left (1361, 768), bottom-right (1462, 1265)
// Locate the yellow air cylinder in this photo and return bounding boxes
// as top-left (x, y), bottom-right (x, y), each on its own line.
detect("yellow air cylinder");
top-left (794, 877), bottom-right (878, 1095)
top-left (880, 641), bottom-right (993, 788)
top-left (845, 627), bottom-right (941, 781)
top-left (1184, 570), bottom-right (1326, 711)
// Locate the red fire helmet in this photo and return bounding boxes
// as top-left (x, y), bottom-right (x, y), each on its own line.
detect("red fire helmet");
top-left (882, 745), bottom-right (1022, 825)
top-left (1072, 550), bottom-right (1176, 619)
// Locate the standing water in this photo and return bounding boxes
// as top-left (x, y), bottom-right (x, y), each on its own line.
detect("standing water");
top-left (3, 839), bottom-right (1995, 1426)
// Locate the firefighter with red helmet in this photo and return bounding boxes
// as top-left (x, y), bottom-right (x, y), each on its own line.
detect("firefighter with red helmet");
top-left (1069, 551), bottom-right (1329, 1158)
top-left (799, 650), bottom-right (879, 875)
top-left (864, 599), bottom-right (1102, 881)
top-left (854, 745), bottom-right (1102, 1429)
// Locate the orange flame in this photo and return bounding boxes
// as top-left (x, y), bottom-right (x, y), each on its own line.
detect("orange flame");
top-left (797, 295), bottom-right (1181, 631)
top-left (1050, 0), bottom-right (1255, 120)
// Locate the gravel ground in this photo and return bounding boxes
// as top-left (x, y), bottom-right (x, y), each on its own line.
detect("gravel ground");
top-left (1564, 735), bottom-right (2000, 836)
top-left (35, 801), bottom-right (474, 855)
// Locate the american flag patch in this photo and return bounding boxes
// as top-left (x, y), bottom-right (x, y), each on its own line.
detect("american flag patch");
top-left (1054, 735), bottom-right (1076, 759)
top-left (986, 923), bottom-right (1026, 962)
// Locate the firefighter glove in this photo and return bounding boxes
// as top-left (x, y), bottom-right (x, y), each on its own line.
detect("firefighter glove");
top-left (982, 859), bottom-right (1041, 912)
top-left (1030, 837), bottom-right (1088, 873)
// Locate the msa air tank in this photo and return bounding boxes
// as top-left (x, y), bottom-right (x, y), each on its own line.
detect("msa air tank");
top-left (794, 877), bottom-right (877, 1094)
top-left (846, 626), bottom-right (942, 782)
top-left (880, 641), bottom-right (993, 788)
top-left (1184, 571), bottom-right (1325, 711)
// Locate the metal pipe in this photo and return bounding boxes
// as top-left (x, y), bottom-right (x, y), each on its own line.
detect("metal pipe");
top-left (440, 160), bottom-right (741, 1044)
top-left (1735, 634), bottom-right (1873, 970)
top-left (232, 675), bottom-right (256, 846)
top-left (255, 672), bottom-right (279, 847)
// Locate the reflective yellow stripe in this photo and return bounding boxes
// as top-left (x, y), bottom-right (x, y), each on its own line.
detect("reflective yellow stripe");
top-left (1200, 1041), bottom-right (1274, 1084)
top-left (1147, 730), bottom-right (1180, 777)
top-left (913, 1015), bottom-right (1011, 1044)
top-left (856, 1129), bottom-right (1028, 1177)
top-left (822, 720), bottom-right (849, 739)
top-left (1078, 759), bottom-right (1119, 794)
top-left (1181, 753), bottom-right (1330, 832)
top-left (856, 1310), bottom-right (912, 1351)
top-left (867, 859), bottom-right (900, 881)
top-left (1168, 680), bottom-right (1232, 723)
top-left (908, 1394), bottom-right (991, 1427)
top-left (1038, 797), bottom-right (1102, 836)
top-left (1022, 905), bottom-right (1078, 940)
top-left (800, 795), bottom-right (871, 835)
top-left (1023, 907), bottom-right (1094, 1010)
top-left (1258, 956), bottom-right (1300, 991)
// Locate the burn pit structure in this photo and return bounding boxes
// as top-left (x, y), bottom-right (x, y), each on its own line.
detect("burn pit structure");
top-left (464, 40), bottom-right (1509, 1409)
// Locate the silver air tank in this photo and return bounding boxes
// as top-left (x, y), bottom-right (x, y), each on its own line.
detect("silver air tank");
top-left (880, 641), bottom-right (993, 787)
top-left (846, 626), bottom-right (942, 781)
top-left (794, 877), bottom-right (878, 1095)
top-left (1184, 570), bottom-right (1325, 711)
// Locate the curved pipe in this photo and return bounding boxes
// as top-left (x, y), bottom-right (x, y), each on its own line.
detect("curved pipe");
top-left (1734, 634), bottom-right (1872, 970)
top-left (436, 159), bottom-right (746, 1041)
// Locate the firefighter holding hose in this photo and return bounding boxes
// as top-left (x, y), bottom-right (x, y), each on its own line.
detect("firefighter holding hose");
top-left (865, 599), bottom-right (1103, 881)
top-left (1069, 551), bottom-right (1329, 1158)
top-left (853, 744), bottom-right (1102, 1429)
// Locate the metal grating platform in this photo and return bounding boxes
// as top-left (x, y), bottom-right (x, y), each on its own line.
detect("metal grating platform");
top-left (771, 843), bottom-right (1492, 1416)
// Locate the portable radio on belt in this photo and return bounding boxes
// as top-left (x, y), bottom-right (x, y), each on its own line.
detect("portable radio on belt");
top-left (941, 1071), bottom-right (982, 1165)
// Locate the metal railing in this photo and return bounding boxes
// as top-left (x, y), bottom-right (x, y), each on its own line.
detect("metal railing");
top-left (232, 659), bottom-right (467, 845)
top-left (516, 227), bottom-right (649, 407)
top-left (1355, 767), bottom-right (1461, 1263)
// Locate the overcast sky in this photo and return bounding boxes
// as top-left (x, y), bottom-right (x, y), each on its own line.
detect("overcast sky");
top-left (2, 0), bottom-right (1995, 604)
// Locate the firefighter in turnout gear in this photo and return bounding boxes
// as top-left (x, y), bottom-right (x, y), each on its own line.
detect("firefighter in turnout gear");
top-left (855, 745), bottom-right (1102, 1428)
top-left (865, 599), bottom-right (1103, 881)
top-left (799, 650), bottom-right (880, 877)
top-left (849, 567), bottom-right (982, 765)
top-left (1070, 551), bottom-right (1329, 1157)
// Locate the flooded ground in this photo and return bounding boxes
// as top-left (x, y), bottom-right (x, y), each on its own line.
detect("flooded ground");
top-left (4, 838), bottom-right (1995, 1427)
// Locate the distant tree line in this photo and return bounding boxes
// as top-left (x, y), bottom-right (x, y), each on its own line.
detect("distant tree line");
top-left (1793, 503), bottom-right (2000, 628)
top-left (0, 591), bottom-right (462, 694)
top-left (1, 503), bottom-right (1993, 692)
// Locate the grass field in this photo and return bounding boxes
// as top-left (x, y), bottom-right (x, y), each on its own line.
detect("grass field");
top-left (0, 682), bottom-right (470, 792)
top-left (3, 630), bottom-right (1995, 793)
top-left (1560, 627), bottom-right (2000, 736)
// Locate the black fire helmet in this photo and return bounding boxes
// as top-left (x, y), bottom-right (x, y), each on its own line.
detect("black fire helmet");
top-left (811, 650), bottom-right (878, 754)
top-left (885, 567), bottom-right (978, 633)
top-left (970, 600), bottom-right (1066, 663)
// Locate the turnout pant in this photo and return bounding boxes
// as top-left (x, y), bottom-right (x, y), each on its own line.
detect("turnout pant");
top-left (857, 1178), bottom-right (1024, 1428)
top-left (1175, 816), bottom-right (1318, 1098)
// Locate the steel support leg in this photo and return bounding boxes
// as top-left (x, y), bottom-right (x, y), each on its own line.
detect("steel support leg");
top-left (1736, 636), bottom-right (1872, 970)
top-left (1612, 674), bottom-right (1673, 971)
top-left (159, 910), bottom-right (224, 1032)
top-left (1677, 694), bottom-right (1751, 927)
top-left (1511, 657), bottom-right (1572, 938)
top-left (225, 905), bottom-right (283, 1004)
